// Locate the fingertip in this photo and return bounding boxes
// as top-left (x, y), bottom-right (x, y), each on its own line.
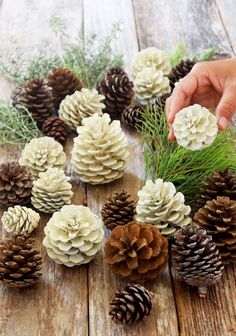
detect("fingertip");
top-left (168, 127), bottom-right (176, 141)
top-left (217, 116), bottom-right (228, 131)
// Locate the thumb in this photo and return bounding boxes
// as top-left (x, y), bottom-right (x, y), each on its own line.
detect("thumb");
top-left (215, 87), bottom-right (236, 130)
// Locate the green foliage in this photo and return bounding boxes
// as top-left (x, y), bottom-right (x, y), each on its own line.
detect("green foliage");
top-left (138, 104), bottom-right (236, 205)
top-left (194, 48), bottom-right (215, 62)
top-left (0, 16), bottom-right (123, 88)
top-left (0, 102), bottom-right (43, 147)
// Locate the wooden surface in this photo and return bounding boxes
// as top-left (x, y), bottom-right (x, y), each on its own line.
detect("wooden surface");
top-left (0, 1), bottom-right (236, 335)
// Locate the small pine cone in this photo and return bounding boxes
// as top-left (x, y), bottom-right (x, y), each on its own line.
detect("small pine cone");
top-left (109, 284), bottom-right (152, 324)
top-left (42, 116), bottom-right (68, 145)
top-left (196, 168), bottom-right (236, 210)
top-left (122, 105), bottom-right (142, 129)
top-left (31, 168), bottom-right (73, 214)
top-left (48, 67), bottom-right (83, 109)
top-left (97, 67), bottom-right (134, 119)
top-left (151, 93), bottom-right (171, 112)
top-left (193, 196), bottom-right (236, 264)
top-left (172, 225), bottom-right (224, 297)
top-left (212, 51), bottom-right (232, 61)
top-left (0, 162), bottom-right (33, 207)
top-left (2, 205), bottom-right (40, 236)
top-left (104, 221), bottom-right (168, 283)
top-left (168, 59), bottom-right (195, 90)
top-left (101, 190), bottom-right (136, 230)
top-left (11, 84), bottom-right (26, 106)
top-left (0, 235), bottom-right (42, 288)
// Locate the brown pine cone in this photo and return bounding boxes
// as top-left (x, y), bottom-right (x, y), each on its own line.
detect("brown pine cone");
top-left (104, 221), bottom-right (168, 282)
top-left (168, 59), bottom-right (195, 90)
top-left (212, 51), bottom-right (232, 60)
top-left (11, 84), bottom-right (26, 106)
top-left (0, 235), bottom-right (42, 288)
top-left (101, 190), bottom-right (136, 230)
top-left (196, 168), bottom-right (236, 210)
top-left (122, 105), bottom-right (142, 129)
top-left (151, 93), bottom-right (171, 112)
top-left (42, 116), bottom-right (68, 145)
top-left (48, 67), bottom-right (83, 109)
top-left (109, 283), bottom-right (152, 324)
top-left (193, 196), bottom-right (236, 264)
top-left (0, 162), bottom-right (33, 207)
top-left (97, 67), bottom-right (134, 119)
top-left (13, 78), bottom-right (55, 126)
top-left (172, 225), bottom-right (224, 297)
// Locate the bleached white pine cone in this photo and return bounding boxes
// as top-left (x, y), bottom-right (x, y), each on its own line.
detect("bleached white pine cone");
top-left (136, 179), bottom-right (191, 236)
top-left (19, 137), bottom-right (66, 178)
top-left (59, 88), bottom-right (105, 130)
top-left (31, 168), bottom-right (73, 213)
top-left (43, 204), bottom-right (104, 267)
top-left (131, 47), bottom-right (171, 79)
top-left (2, 205), bottom-right (40, 235)
top-left (71, 113), bottom-right (129, 185)
top-left (173, 104), bottom-right (218, 150)
top-left (134, 67), bottom-right (170, 105)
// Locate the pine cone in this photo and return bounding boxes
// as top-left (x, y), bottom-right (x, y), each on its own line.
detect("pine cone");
top-left (196, 168), bottom-right (236, 210)
top-left (101, 190), bottom-right (136, 230)
top-left (173, 104), bottom-right (218, 150)
top-left (2, 206), bottom-right (40, 236)
top-left (172, 225), bottom-right (224, 297)
top-left (19, 136), bottom-right (66, 178)
top-left (48, 67), bottom-right (83, 109)
top-left (136, 179), bottom-right (191, 237)
top-left (122, 105), bottom-right (142, 129)
top-left (43, 205), bottom-right (104, 267)
top-left (31, 168), bottom-right (73, 213)
top-left (151, 93), bottom-right (171, 112)
top-left (212, 51), bottom-right (232, 61)
top-left (42, 116), bottom-right (68, 145)
top-left (11, 84), bottom-right (26, 106)
top-left (134, 67), bottom-right (170, 105)
top-left (13, 78), bottom-right (55, 126)
top-left (97, 67), bottom-right (134, 119)
top-left (0, 162), bottom-right (33, 207)
top-left (193, 196), bottom-right (236, 264)
top-left (72, 113), bottom-right (129, 185)
top-left (59, 88), bottom-right (105, 130)
top-left (168, 59), bottom-right (195, 90)
top-left (104, 221), bottom-right (168, 282)
top-left (0, 235), bottom-right (42, 288)
top-left (109, 283), bottom-right (152, 324)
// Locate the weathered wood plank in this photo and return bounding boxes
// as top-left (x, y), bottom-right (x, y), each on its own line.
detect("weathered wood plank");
top-left (133, 0), bottom-right (233, 54)
top-left (133, 1), bottom-right (236, 335)
top-left (0, 1), bottom-right (89, 335)
top-left (83, 1), bottom-right (179, 335)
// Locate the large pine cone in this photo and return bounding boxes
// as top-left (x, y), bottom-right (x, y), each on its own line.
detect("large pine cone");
top-left (42, 116), bottom-right (68, 145)
top-left (168, 59), bottom-right (195, 90)
top-left (48, 67), bottom-right (83, 109)
top-left (97, 67), bottom-right (134, 119)
top-left (172, 225), bottom-right (224, 297)
top-left (104, 221), bottom-right (168, 282)
top-left (193, 196), bottom-right (236, 264)
top-left (196, 168), bottom-right (236, 210)
top-left (0, 235), bottom-right (42, 288)
top-left (109, 283), bottom-right (152, 324)
top-left (101, 190), bottom-right (136, 230)
top-left (0, 162), bottom-right (33, 207)
top-left (122, 105), bottom-right (142, 129)
top-left (13, 78), bottom-right (55, 126)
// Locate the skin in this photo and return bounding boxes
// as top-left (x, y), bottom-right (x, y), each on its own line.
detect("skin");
top-left (166, 58), bottom-right (236, 141)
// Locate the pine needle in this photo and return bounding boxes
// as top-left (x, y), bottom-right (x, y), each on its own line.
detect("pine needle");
top-left (138, 104), bottom-right (236, 205)
top-left (0, 101), bottom-right (43, 147)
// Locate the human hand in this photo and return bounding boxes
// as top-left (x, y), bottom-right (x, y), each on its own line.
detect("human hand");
top-left (166, 58), bottom-right (236, 141)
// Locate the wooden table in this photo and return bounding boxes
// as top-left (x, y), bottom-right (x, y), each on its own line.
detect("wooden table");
top-left (0, 1), bottom-right (236, 335)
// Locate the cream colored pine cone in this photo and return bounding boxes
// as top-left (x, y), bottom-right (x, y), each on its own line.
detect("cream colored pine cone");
top-left (43, 204), bottom-right (104, 267)
top-left (136, 179), bottom-right (191, 236)
top-left (131, 47), bottom-right (171, 79)
top-left (59, 88), bottom-right (105, 130)
top-left (19, 137), bottom-right (66, 178)
top-left (31, 168), bottom-right (73, 213)
top-left (2, 205), bottom-right (40, 235)
top-left (71, 113), bottom-right (129, 185)
top-left (173, 104), bottom-right (218, 150)
top-left (134, 67), bottom-right (170, 105)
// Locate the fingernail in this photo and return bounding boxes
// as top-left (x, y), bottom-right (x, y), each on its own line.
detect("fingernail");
top-left (218, 116), bottom-right (228, 130)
